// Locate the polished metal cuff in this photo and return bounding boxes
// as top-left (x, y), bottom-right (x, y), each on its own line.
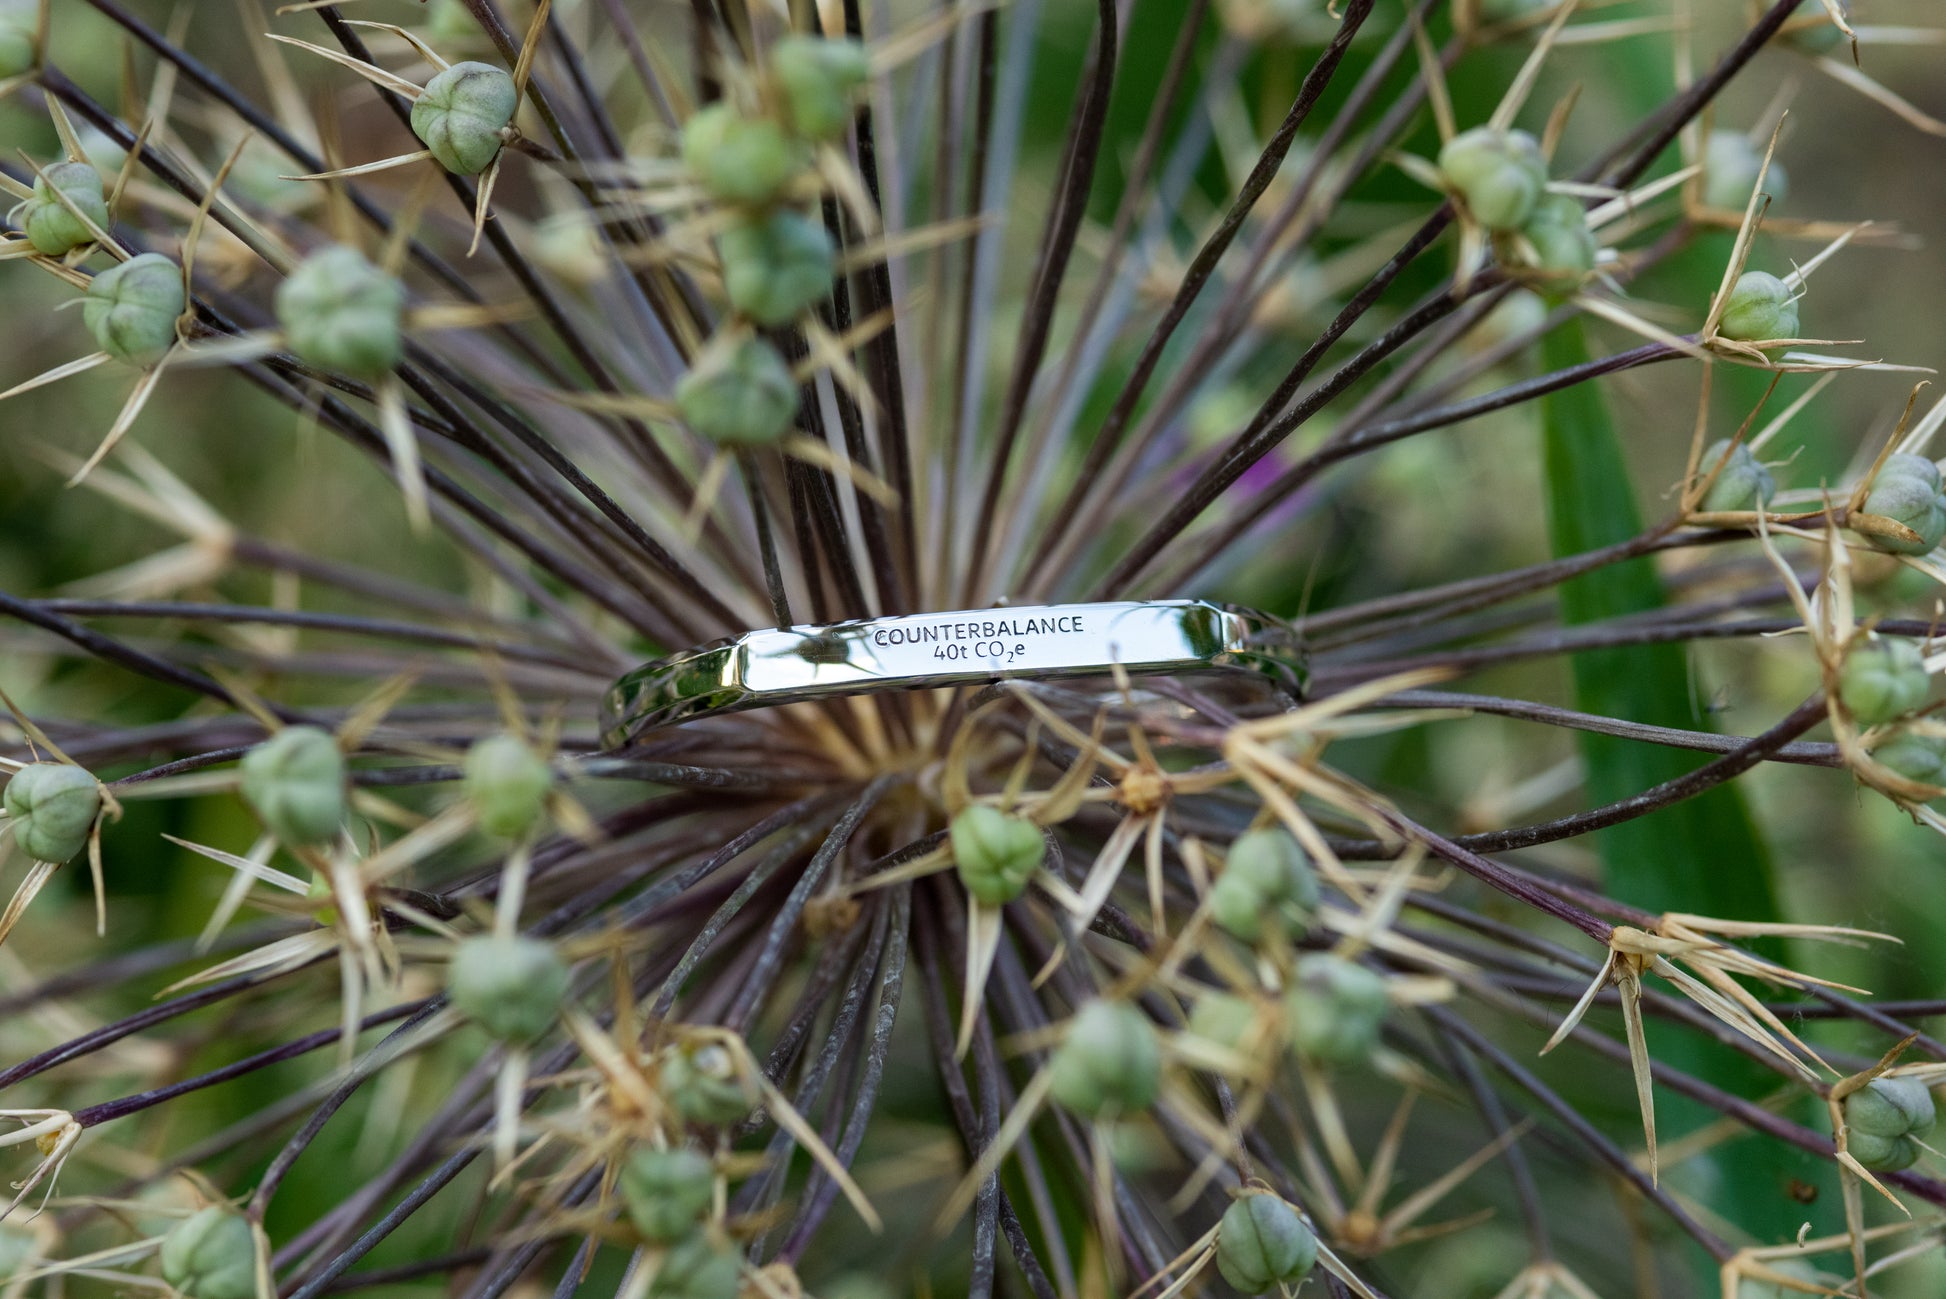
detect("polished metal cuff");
top-left (601, 600), bottom-right (1305, 748)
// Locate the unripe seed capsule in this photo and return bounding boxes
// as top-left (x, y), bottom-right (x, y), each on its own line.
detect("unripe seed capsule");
top-left (464, 732), bottom-right (554, 840)
top-left (276, 245), bottom-right (406, 379)
top-left (411, 61), bottom-right (518, 176)
top-left (620, 1146), bottom-right (715, 1243)
top-left (950, 804), bottom-right (1044, 905)
top-left (1215, 1194), bottom-right (1319, 1294)
top-left (159, 1206), bottom-right (258, 1299)
top-left (17, 160), bottom-right (109, 255)
top-left (239, 726), bottom-right (347, 846)
top-left (680, 103), bottom-right (808, 207)
top-left (1717, 271), bottom-right (1799, 343)
top-left (1870, 732), bottom-right (1946, 792)
top-left (83, 253), bottom-right (184, 367)
top-left (1697, 439), bottom-right (1776, 513)
top-left (0, 7), bottom-right (33, 80)
top-left (1861, 454), bottom-right (1946, 556)
top-left (1284, 953), bottom-right (1389, 1066)
top-left (1846, 1127), bottom-right (1921, 1172)
top-left (1048, 1000), bottom-right (1162, 1118)
top-left (1437, 128), bottom-right (1547, 232)
top-left (718, 208), bottom-right (836, 326)
top-left (1518, 192), bottom-right (1596, 283)
top-left (1703, 131), bottom-right (1787, 211)
top-left (768, 35), bottom-right (870, 142)
top-left (1845, 1076), bottom-right (1936, 1140)
top-left (3, 762), bottom-right (100, 864)
top-left (1186, 991), bottom-right (1263, 1056)
top-left (1212, 827), bottom-right (1318, 943)
top-left (663, 1041), bottom-right (759, 1125)
top-left (1839, 638), bottom-right (1930, 727)
top-left (447, 934), bottom-right (571, 1042)
top-left (675, 333), bottom-right (799, 446)
top-left (652, 1233), bottom-right (742, 1299)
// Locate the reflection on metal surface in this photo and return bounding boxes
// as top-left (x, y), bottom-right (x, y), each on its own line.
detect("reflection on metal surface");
top-left (601, 600), bottom-right (1306, 748)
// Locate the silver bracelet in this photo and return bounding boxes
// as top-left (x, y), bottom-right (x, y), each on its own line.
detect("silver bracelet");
top-left (601, 600), bottom-right (1306, 748)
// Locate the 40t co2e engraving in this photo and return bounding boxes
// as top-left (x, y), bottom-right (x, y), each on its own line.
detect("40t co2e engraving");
top-left (601, 600), bottom-right (1308, 747)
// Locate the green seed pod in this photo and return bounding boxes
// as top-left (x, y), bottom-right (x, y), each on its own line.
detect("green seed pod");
top-left (1861, 454), bottom-right (1946, 556)
top-left (0, 6), bottom-right (34, 80)
top-left (16, 160), bottom-right (110, 256)
top-left (675, 332), bottom-right (799, 446)
top-left (83, 253), bottom-right (185, 367)
top-left (447, 934), bottom-right (572, 1042)
top-left (1839, 638), bottom-right (1930, 727)
top-left (1284, 953), bottom-right (1389, 1066)
top-left (680, 103), bottom-right (809, 207)
top-left (950, 804), bottom-right (1044, 905)
top-left (464, 732), bottom-right (555, 840)
top-left (1870, 732), bottom-right (1946, 791)
top-left (1518, 192), bottom-right (1596, 283)
top-left (275, 245), bottom-right (405, 378)
top-left (718, 208), bottom-right (836, 326)
top-left (1846, 1127), bottom-right (1922, 1173)
top-left (1048, 1000), bottom-right (1162, 1118)
top-left (663, 1041), bottom-right (759, 1126)
top-left (1716, 271), bottom-right (1800, 343)
top-left (159, 1206), bottom-right (258, 1299)
top-left (411, 61), bottom-right (518, 176)
top-left (1186, 991), bottom-right (1263, 1056)
top-left (768, 35), bottom-right (870, 142)
top-left (1703, 130), bottom-right (1786, 212)
top-left (3, 762), bottom-right (100, 864)
top-left (1437, 127), bottom-right (1547, 232)
top-left (1212, 828), bottom-right (1319, 943)
top-left (620, 1146), bottom-right (715, 1243)
top-left (1697, 439), bottom-right (1776, 513)
top-left (651, 1233), bottom-right (741, 1299)
top-left (1215, 1193), bottom-right (1319, 1294)
top-left (1845, 1076), bottom-right (1936, 1140)
top-left (239, 726), bottom-right (347, 846)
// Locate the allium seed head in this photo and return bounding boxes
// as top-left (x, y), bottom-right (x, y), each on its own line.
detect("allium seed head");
top-left (767, 35), bottom-right (870, 142)
top-left (680, 103), bottom-right (808, 207)
top-left (620, 1146), bottom-right (715, 1243)
top-left (1717, 271), bottom-right (1799, 343)
top-left (1838, 638), bottom-right (1929, 727)
top-left (3, 761), bottom-right (99, 864)
top-left (1285, 954), bottom-right (1389, 1066)
top-left (159, 1207), bottom-right (257, 1299)
top-left (674, 332), bottom-right (799, 445)
top-left (1697, 439), bottom-right (1776, 513)
top-left (950, 804), bottom-right (1044, 905)
top-left (275, 245), bottom-right (406, 379)
top-left (239, 726), bottom-right (346, 846)
top-left (411, 60), bottom-right (518, 176)
top-left (82, 252), bottom-right (183, 366)
top-left (1438, 127), bottom-right (1547, 232)
top-left (18, 160), bottom-right (108, 256)
top-left (718, 208), bottom-right (836, 326)
top-left (463, 731), bottom-right (554, 840)
top-left (447, 934), bottom-right (571, 1042)
top-left (1048, 1000), bottom-right (1162, 1117)
top-left (1215, 1193), bottom-right (1318, 1294)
